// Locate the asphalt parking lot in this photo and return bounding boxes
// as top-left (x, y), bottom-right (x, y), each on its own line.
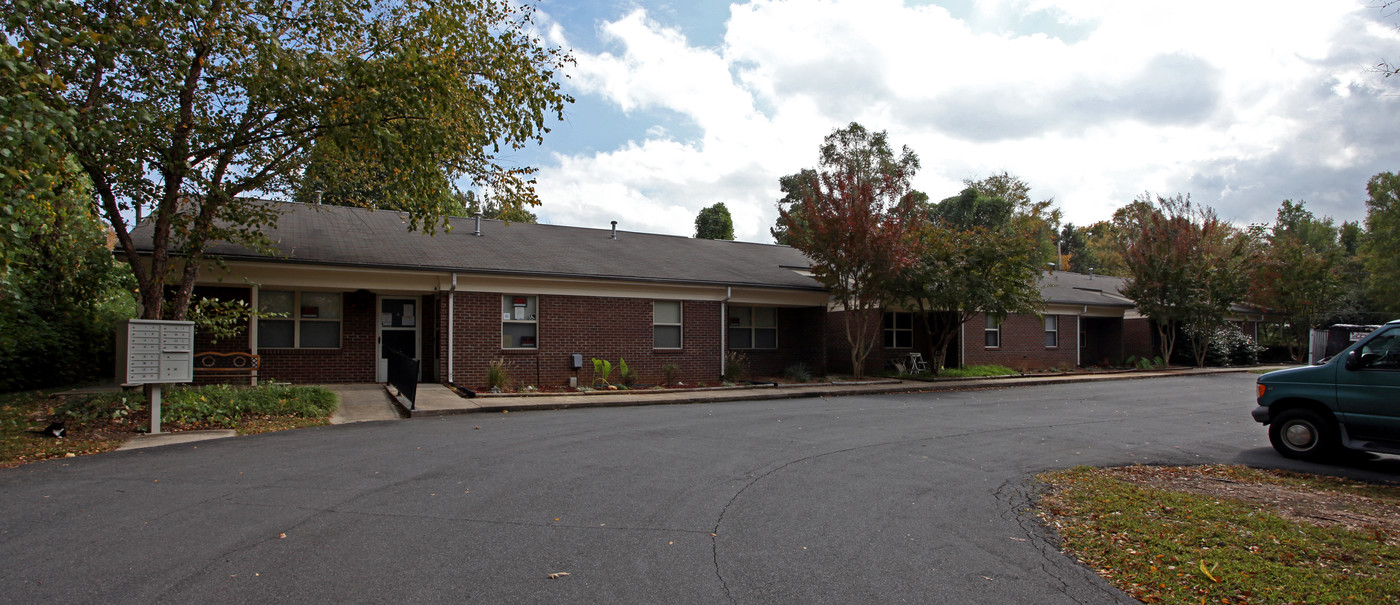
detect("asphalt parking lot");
top-left (2, 373), bottom-right (1396, 604)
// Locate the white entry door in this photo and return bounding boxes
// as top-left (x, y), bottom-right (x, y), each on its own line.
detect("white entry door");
top-left (377, 297), bottom-right (420, 383)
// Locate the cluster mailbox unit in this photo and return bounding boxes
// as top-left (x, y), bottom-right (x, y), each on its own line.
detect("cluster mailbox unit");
top-left (117, 319), bottom-right (195, 434)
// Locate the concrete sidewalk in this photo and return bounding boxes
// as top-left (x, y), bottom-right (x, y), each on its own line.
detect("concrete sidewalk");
top-left (380, 365), bottom-right (1282, 418)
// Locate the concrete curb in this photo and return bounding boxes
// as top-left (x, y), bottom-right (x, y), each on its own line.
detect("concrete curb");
top-left (117, 429), bottom-right (238, 451)
top-left (389, 365), bottom-right (1278, 418)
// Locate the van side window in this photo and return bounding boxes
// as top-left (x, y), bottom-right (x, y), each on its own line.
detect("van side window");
top-left (1358, 330), bottom-right (1400, 370)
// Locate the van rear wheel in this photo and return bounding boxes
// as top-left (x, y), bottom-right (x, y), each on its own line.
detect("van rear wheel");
top-left (1268, 409), bottom-right (1338, 461)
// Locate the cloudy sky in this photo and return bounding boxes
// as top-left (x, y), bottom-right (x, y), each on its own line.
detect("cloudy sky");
top-left (499, 0), bottom-right (1400, 243)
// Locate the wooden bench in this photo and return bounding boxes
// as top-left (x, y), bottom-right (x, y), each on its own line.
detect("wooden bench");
top-left (193, 351), bottom-right (260, 385)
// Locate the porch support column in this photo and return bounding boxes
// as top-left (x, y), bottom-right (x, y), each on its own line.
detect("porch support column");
top-left (1076, 314), bottom-right (1081, 367)
top-left (250, 286), bottom-right (259, 386)
top-left (720, 287), bottom-right (731, 378)
top-left (448, 273), bottom-right (457, 384)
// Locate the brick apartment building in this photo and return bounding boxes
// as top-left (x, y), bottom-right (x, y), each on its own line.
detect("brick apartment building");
top-left (134, 201), bottom-right (830, 388)
top-left (131, 201), bottom-right (1258, 387)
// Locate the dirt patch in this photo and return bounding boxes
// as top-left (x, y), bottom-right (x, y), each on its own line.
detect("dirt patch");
top-left (1101, 464), bottom-right (1400, 542)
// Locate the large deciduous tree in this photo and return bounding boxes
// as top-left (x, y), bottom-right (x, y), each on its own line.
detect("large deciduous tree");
top-left (4, 0), bottom-right (572, 321)
top-left (781, 123), bottom-right (924, 378)
top-left (0, 179), bottom-right (135, 391)
top-left (1249, 200), bottom-right (1343, 361)
top-left (1117, 194), bottom-right (1253, 366)
top-left (771, 168), bottom-right (819, 246)
top-left (452, 190), bottom-right (538, 224)
top-left (1362, 172), bottom-right (1400, 313)
top-left (694, 202), bottom-right (736, 240)
top-left (896, 178), bottom-right (1051, 373)
top-left (962, 171), bottom-right (1060, 265)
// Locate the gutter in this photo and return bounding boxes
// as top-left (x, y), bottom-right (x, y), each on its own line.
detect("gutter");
top-left (128, 251), bottom-right (829, 293)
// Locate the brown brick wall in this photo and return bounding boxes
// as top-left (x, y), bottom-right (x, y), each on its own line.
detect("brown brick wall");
top-left (962, 312), bottom-right (1078, 372)
top-left (441, 293), bottom-right (726, 390)
top-left (732, 306), bottom-right (828, 377)
top-left (824, 309), bottom-right (941, 375)
top-left (1123, 317), bottom-right (1155, 360)
top-left (257, 289), bottom-right (378, 384)
top-left (186, 287), bottom-right (380, 384)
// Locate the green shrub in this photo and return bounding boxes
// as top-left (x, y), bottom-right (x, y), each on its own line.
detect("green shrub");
top-left (722, 351), bottom-right (749, 382)
top-left (487, 358), bottom-right (512, 391)
top-left (617, 358), bottom-right (637, 386)
top-left (1125, 355), bottom-right (1165, 370)
top-left (783, 362), bottom-right (813, 382)
top-left (591, 358), bottom-right (613, 387)
top-left (63, 383), bottom-right (338, 429)
top-left (661, 363), bottom-right (681, 385)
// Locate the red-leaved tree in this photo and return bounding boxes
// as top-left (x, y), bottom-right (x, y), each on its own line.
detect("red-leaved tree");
top-left (1116, 194), bottom-right (1253, 365)
top-left (781, 123), bottom-right (925, 377)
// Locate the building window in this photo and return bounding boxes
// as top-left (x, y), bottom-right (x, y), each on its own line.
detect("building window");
top-left (883, 312), bottom-right (912, 348)
top-left (729, 306), bottom-right (777, 349)
top-left (654, 301), bottom-right (683, 349)
top-left (1045, 315), bottom-right (1059, 348)
top-left (502, 295), bottom-right (538, 349)
top-left (258, 290), bottom-right (342, 349)
top-left (984, 315), bottom-right (1000, 348)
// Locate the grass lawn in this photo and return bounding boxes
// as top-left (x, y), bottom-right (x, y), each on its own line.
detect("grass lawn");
top-left (1, 383), bottom-right (338, 468)
top-left (1038, 464), bottom-right (1400, 604)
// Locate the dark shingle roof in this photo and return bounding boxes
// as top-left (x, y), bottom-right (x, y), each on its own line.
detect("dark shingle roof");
top-left (1039, 271), bottom-right (1135, 308)
top-left (132, 201), bottom-right (824, 291)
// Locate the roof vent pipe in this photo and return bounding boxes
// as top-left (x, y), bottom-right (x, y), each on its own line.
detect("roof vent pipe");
top-left (610, 220), bottom-right (618, 240)
top-left (473, 213), bottom-right (484, 236)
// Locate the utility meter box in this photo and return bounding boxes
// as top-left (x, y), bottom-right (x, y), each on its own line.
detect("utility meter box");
top-left (118, 319), bottom-right (195, 385)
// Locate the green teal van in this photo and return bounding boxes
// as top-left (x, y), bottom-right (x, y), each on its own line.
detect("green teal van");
top-left (1253, 319), bottom-right (1400, 461)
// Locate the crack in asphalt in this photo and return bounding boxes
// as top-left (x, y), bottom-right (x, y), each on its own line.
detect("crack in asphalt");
top-left (705, 400), bottom-right (1226, 603)
top-left (161, 388), bottom-right (1238, 603)
top-left (994, 477), bottom-right (1135, 605)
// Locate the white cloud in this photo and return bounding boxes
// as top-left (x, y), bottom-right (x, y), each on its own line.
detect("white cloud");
top-left (534, 0), bottom-right (1400, 242)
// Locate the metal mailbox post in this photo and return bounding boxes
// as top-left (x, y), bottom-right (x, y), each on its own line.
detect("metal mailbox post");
top-left (118, 319), bottom-right (195, 434)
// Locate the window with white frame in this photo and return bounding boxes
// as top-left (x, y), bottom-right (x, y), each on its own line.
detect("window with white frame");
top-left (729, 306), bottom-right (777, 349)
top-left (984, 315), bottom-right (1000, 348)
top-left (1045, 315), bottom-right (1059, 348)
top-left (258, 290), bottom-right (342, 348)
top-left (502, 295), bottom-right (538, 349)
top-left (883, 312), bottom-right (912, 348)
top-left (654, 301), bottom-right (683, 349)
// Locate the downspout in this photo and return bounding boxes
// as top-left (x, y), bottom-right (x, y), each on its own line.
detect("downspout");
top-left (448, 273), bottom-right (457, 384)
top-left (721, 287), bottom-right (731, 378)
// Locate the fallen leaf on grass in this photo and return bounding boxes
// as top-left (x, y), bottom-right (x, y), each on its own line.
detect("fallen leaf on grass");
top-left (1198, 560), bottom-right (1220, 583)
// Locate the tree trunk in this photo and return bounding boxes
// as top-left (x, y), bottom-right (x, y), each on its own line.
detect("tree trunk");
top-left (1156, 320), bottom-right (1176, 365)
top-left (919, 310), bottom-right (962, 375)
top-left (845, 308), bottom-right (878, 379)
top-left (1191, 333), bottom-right (1210, 367)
